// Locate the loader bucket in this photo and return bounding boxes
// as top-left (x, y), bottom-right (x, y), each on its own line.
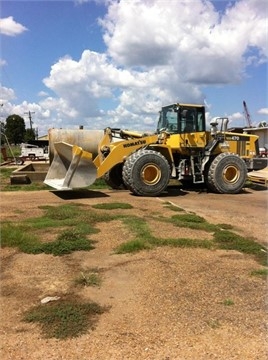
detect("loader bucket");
top-left (44, 142), bottom-right (97, 190)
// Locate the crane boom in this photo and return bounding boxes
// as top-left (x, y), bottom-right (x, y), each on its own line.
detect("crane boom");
top-left (243, 100), bottom-right (252, 127)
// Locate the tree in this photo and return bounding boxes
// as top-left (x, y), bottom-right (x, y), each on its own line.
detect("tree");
top-left (0, 121), bottom-right (6, 144)
top-left (24, 128), bottom-right (36, 142)
top-left (5, 114), bottom-right (26, 145)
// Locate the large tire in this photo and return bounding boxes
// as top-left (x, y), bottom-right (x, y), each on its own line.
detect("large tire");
top-left (206, 152), bottom-right (247, 194)
top-left (122, 149), bottom-right (170, 196)
top-left (103, 163), bottom-right (126, 190)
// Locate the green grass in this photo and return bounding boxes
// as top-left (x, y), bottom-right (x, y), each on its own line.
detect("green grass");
top-left (115, 215), bottom-right (213, 254)
top-left (1, 223), bottom-right (95, 256)
top-left (23, 298), bottom-right (107, 339)
top-left (250, 268), bottom-right (268, 277)
top-left (1, 198), bottom-right (266, 340)
top-left (163, 202), bottom-right (185, 212)
top-left (92, 202), bottom-right (133, 210)
top-left (1, 204), bottom-right (104, 255)
top-left (214, 230), bottom-right (267, 265)
top-left (223, 298), bottom-right (234, 306)
top-left (0, 167), bottom-right (14, 179)
top-left (2, 201), bottom-right (267, 265)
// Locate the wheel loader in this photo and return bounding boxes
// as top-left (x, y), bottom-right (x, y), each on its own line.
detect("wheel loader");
top-left (44, 103), bottom-right (260, 196)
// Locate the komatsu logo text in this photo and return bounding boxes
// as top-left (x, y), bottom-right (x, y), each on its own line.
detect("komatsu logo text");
top-left (123, 140), bottom-right (147, 148)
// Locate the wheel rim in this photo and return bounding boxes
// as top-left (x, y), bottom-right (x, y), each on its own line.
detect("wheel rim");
top-left (141, 163), bottom-right (161, 185)
top-left (223, 165), bottom-right (240, 183)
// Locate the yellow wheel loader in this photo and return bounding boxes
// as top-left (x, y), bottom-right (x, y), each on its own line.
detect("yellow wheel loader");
top-left (44, 103), bottom-right (260, 196)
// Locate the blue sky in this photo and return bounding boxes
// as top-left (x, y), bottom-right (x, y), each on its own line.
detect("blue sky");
top-left (0, 0), bottom-right (267, 136)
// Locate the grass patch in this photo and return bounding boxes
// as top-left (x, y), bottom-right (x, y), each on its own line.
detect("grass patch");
top-left (214, 230), bottom-right (267, 265)
top-left (168, 214), bottom-right (219, 232)
top-left (92, 202), bottom-right (133, 210)
top-left (23, 298), bottom-right (107, 339)
top-left (3, 183), bottom-right (51, 191)
top-left (163, 202), bottom-right (185, 212)
top-left (115, 216), bottom-right (213, 253)
top-left (39, 203), bottom-right (83, 220)
top-left (1, 223), bottom-right (40, 251)
top-left (0, 171), bottom-right (108, 192)
top-left (1, 204), bottom-right (102, 256)
top-left (0, 167), bottom-right (15, 179)
top-left (116, 239), bottom-right (153, 253)
top-left (1, 196), bottom-right (267, 266)
top-left (250, 268), bottom-right (268, 277)
top-left (40, 229), bottom-right (95, 256)
top-left (1, 223), bottom-right (95, 256)
top-left (171, 213), bottom-right (206, 223)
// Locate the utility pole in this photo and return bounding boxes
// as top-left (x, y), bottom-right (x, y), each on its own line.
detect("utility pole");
top-left (24, 111), bottom-right (35, 131)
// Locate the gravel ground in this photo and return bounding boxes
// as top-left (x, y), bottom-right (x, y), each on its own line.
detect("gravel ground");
top-left (0, 187), bottom-right (267, 359)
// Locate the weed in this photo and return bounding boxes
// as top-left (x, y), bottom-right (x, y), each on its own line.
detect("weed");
top-left (223, 299), bottom-right (234, 306)
top-left (23, 298), bottom-right (107, 339)
top-left (75, 270), bottom-right (102, 287)
top-left (206, 319), bottom-right (221, 329)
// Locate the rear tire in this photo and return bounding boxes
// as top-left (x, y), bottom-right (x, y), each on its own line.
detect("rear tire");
top-left (103, 163), bottom-right (126, 190)
top-left (122, 149), bottom-right (170, 196)
top-left (206, 152), bottom-right (247, 194)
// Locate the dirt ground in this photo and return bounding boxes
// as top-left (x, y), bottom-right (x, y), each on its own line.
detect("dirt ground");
top-left (0, 186), bottom-right (267, 360)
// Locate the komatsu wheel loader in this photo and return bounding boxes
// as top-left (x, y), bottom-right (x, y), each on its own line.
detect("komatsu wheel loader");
top-left (44, 103), bottom-right (260, 196)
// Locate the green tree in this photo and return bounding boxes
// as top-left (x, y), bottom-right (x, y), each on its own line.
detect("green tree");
top-left (5, 114), bottom-right (26, 145)
top-left (0, 121), bottom-right (6, 144)
top-left (24, 128), bottom-right (36, 142)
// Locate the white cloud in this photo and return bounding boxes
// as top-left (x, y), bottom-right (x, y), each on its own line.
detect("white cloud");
top-left (0, 16), bottom-right (28, 36)
top-left (4, 0), bottom-right (268, 133)
top-left (0, 85), bottom-right (16, 102)
top-left (100, 0), bottom-right (267, 84)
top-left (258, 108), bottom-right (268, 115)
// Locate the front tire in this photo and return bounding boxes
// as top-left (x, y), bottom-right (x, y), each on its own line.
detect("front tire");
top-left (103, 163), bottom-right (126, 190)
top-left (206, 152), bottom-right (247, 194)
top-left (122, 149), bottom-right (170, 196)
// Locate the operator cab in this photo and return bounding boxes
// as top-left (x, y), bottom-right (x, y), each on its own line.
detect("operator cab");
top-left (157, 103), bottom-right (206, 134)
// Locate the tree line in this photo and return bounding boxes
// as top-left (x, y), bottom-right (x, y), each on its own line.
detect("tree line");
top-left (1, 114), bottom-right (36, 145)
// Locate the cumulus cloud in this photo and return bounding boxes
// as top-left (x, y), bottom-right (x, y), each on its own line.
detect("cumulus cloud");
top-left (258, 108), bottom-right (268, 115)
top-left (4, 0), bottom-right (268, 132)
top-left (100, 0), bottom-right (267, 84)
top-left (0, 85), bottom-right (16, 102)
top-left (0, 16), bottom-right (28, 36)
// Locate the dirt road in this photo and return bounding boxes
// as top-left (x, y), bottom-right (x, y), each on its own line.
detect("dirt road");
top-left (1, 187), bottom-right (267, 359)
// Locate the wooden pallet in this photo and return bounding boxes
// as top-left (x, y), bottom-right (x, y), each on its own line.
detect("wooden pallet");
top-left (247, 167), bottom-right (268, 187)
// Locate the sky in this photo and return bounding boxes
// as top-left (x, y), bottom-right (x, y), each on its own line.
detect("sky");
top-left (0, 0), bottom-right (267, 137)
